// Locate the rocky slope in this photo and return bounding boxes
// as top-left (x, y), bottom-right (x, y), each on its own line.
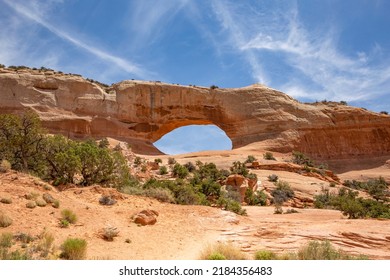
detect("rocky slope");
top-left (1, 67), bottom-right (390, 159)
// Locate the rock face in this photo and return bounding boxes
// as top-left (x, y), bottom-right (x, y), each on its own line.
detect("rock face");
top-left (133, 210), bottom-right (159, 226)
top-left (225, 174), bottom-right (258, 202)
top-left (1, 67), bottom-right (390, 159)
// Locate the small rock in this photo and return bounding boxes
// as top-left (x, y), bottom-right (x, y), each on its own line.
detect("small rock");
top-left (133, 209), bottom-right (159, 226)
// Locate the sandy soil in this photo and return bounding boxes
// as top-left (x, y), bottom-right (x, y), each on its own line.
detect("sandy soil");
top-left (1, 147), bottom-right (390, 260)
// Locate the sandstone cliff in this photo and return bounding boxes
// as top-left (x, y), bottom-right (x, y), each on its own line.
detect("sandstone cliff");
top-left (1, 67), bottom-right (389, 158)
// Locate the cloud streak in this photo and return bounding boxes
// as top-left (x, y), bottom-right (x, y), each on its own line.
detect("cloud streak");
top-left (3, 0), bottom-right (150, 79)
top-left (209, 0), bottom-right (390, 102)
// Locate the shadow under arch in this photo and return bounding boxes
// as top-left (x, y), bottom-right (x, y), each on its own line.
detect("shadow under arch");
top-left (153, 124), bottom-right (232, 155)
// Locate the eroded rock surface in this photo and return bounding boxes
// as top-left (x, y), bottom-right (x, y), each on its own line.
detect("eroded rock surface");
top-left (1, 67), bottom-right (390, 159)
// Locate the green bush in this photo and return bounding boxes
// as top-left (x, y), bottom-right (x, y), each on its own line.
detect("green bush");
top-left (254, 250), bottom-right (277, 260)
top-left (244, 189), bottom-right (267, 206)
top-left (244, 155), bottom-right (257, 163)
top-left (154, 158), bottom-right (162, 164)
top-left (291, 151), bottom-right (314, 167)
top-left (168, 157), bottom-right (176, 165)
top-left (268, 174), bottom-right (278, 182)
top-left (143, 188), bottom-right (176, 203)
top-left (60, 238), bottom-right (87, 260)
top-left (172, 163), bottom-right (189, 179)
top-left (61, 209), bottom-right (77, 224)
top-left (263, 152), bottom-right (276, 160)
top-left (230, 161), bottom-right (249, 177)
top-left (200, 242), bottom-right (247, 260)
top-left (0, 233), bottom-right (13, 248)
top-left (159, 166), bottom-right (168, 175)
top-left (217, 195), bottom-right (246, 215)
top-left (271, 181), bottom-right (294, 205)
top-left (184, 162), bottom-right (196, 172)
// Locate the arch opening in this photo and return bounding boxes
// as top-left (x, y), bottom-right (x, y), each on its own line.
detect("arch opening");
top-left (153, 124), bottom-right (232, 155)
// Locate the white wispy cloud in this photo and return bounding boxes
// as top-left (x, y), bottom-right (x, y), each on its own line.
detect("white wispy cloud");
top-left (209, 0), bottom-right (390, 102)
top-left (126, 0), bottom-right (191, 48)
top-left (2, 0), bottom-right (150, 79)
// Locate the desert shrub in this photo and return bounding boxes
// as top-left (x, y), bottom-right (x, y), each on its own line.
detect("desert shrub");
top-left (201, 179), bottom-right (222, 198)
top-left (268, 174), bottom-right (279, 182)
top-left (200, 242), bottom-right (247, 260)
top-left (98, 138), bottom-right (110, 149)
top-left (291, 151), bottom-right (314, 167)
top-left (60, 238), bottom-right (87, 260)
top-left (133, 156), bottom-right (142, 166)
top-left (297, 240), bottom-right (343, 260)
top-left (271, 181), bottom-right (294, 205)
top-left (380, 111), bottom-right (388, 115)
top-left (36, 231), bottom-right (54, 257)
top-left (245, 189), bottom-right (267, 206)
top-left (197, 162), bottom-right (220, 181)
top-left (184, 162), bottom-right (196, 172)
top-left (263, 152), bottom-right (276, 160)
top-left (254, 250), bottom-right (277, 260)
top-left (274, 205), bottom-right (283, 214)
top-left (14, 233), bottom-right (35, 244)
top-left (35, 198), bottom-right (47, 207)
top-left (159, 166), bottom-right (168, 175)
top-left (61, 209), bottom-right (77, 224)
top-left (210, 85), bottom-right (219, 89)
top-left (99, 195), bottom-right (117, 206)
top-left (43, 134), bottom-right (81, 184)
top-left (230, 161), bottom-right (248, 177)
top-left (217, 195), bottom-right (246, 215)
top-left (168, 157), bottom-right (176, 165)
top-left (0, 212), bottom-right (12, 227)
top-left (42, 193), bottom-right (55, 204)
top-left (59, 219), bottom-right (70, 228)
top-left (52, 199), bottom-right (60, 208)
top-left (285, 208), bottom-right (299, 214)
top-left (143, 188), bottom-right (175, 203)
top-left (154, 158), bottom-right (162, 164)
top-left (207, 252), bottom-right (226, 260)
top-left (245, 155), bottom-right (257, 163)
top-left (0, 197), bottom-right (12, 204)
top-left (100, 226), bottom-right (119, 241)
top-left (0, 159), bottom-right (11, 173)
top-left (0, 233), bottom-right (13, 248)
top-left (172, 163), bottom-right (189, 179)
top-left (0, 110), bottom-right (46, 174)
top-left (26, 201), bottom-right (37, 209)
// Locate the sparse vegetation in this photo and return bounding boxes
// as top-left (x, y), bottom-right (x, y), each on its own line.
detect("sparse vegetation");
top-left (268, 174), bottom-right (279, 182)
top-left (99, 195), bottom-right (117, 206)
top-left (168, 157), bottom-right (176, 165)
top-left (35, 198), bottom-right (47, 207)
top-left (245, 155), bottom-right (257, 163)
top-left (60, 238), bottom-right (87, 260)
top-left (210, 85), bottom-right (219, 90)
top-left (200, 242), bottom-right (247, 260)
top-left (254, 250), bottom-right (277, 260)
top-left (291, 151), bottom-right (314, 167)
top-left (271, 181), bottom-right (295, 205)
top-left (0, 197), bottom-right (12, 204)
top-left (61, 209), bottom-right (77, 224)
top-left (0, 212), bottom-right (12, 227)
top-left (159, 165), bottom-right (168, 175)
top-left (26, 201), bottom-right (37, 209)
top-left (263, 152), bottom-right (275, 160)
top-left (172, 163), bottom-right (189, 179)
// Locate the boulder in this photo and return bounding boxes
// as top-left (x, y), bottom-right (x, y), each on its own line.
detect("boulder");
top-left (133, 209), bottom-right (159, 226)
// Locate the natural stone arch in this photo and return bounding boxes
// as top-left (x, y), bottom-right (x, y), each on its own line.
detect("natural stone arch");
top-left (1, 69), bottom-right (390, 159)
top-left (153, 123), bottom-right (233, 154)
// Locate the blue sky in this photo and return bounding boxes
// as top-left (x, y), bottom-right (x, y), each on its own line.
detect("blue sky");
top-left (1, 0), bottom-right (390, 154)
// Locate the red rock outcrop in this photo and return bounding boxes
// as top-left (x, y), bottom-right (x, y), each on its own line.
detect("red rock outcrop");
top-left (1, 67), bottom-right (390, 159)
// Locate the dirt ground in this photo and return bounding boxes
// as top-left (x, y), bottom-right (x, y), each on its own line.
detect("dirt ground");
top-left (1, 148), bottom-right (390, 260)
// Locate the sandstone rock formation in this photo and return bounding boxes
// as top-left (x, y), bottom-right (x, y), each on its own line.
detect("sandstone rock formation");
top-left (1, 67), bottom-right (390, 159)
top-left (225, 174), bottom-right (258, 202)
top-left (133, 209), bottom-right (159, 226)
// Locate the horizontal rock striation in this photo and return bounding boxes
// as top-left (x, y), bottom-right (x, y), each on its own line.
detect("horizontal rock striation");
top-left (1, 67), bottom-right (390, 158)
